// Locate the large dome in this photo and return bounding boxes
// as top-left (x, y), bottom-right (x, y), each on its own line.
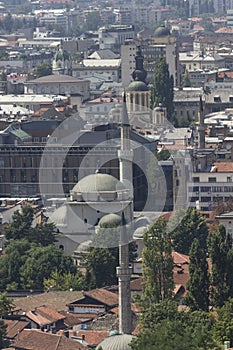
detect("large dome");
top-left (127, 80), bottom-right (148, 92)
top-left (72, 173), bottom-right (123, 194)
top-left (154, 25), bottom-right (170, 37)
top-left (96, 334), bottom-right (134, 350)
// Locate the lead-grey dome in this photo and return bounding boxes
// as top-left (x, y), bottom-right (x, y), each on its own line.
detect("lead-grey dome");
top-left (99, 213), bottom-right (122, 227)
top-left (72, 173), bottom-right (123, 194)
top-left (133, 226), bottom-right (147, 239)
top-left (96, 334), bottom-right (134, 350)
top-left (154, 25), bottom-right (170, 37)
top-left (127, 80), bottom-right (148, 92)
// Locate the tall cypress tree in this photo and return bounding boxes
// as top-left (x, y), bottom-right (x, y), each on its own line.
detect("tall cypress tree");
top-left (208, 224), bottom-right (233, 306)
top-left (141, 218), bottom-right (174, 309)
top-left (185, 238), bottom-right (209, 311)
top-left (150, 57), bottom-right (174, 121)
top-left (171, 208), bottom-right (208, 255)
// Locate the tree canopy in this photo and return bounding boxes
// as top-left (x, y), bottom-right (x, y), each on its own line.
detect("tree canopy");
top-left (140, 219), bottom-right (174, 313)
top-left (185, 238), bottom-right (209, 311)
top-left (150, 58), bottom-right (174, 123)
top-left (171, 208), bottom-right (208, 255)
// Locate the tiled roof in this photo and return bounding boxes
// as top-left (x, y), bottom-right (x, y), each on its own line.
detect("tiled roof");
top-left (74, 330), bottom-right (108, 346)
top-left (35, 306), bottom-right (65, 322)
top-left (13, 291), bottom-right (83, 312)
top-left (4, 320), bottom-right (30, 339)
top-left (26, 306), bottom-right (65, 326)
top-left (212, 162), bottom-right (233, 172)
top-left (13, 329), bottom-right (87, 350)
top-left (84, 289), bottom-right (119, 307)
top-left (60, 312), bottom-right (98, 327)
top-left (26, 310), bottom-right (50, 326)
top-left (26, 74), bottom-right (87, 84)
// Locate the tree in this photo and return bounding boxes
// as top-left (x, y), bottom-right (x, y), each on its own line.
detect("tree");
top-left (185, 238), bottom-right (209, 311)
top-left (0, 239), bottom-right (31, 290)
top-left (43, 269), bottom-right (85, 291)
top-left (150, 58), bottom-right (174, 122)
top-left (212, 298), bottom-right (233, 346)
top-left (208, 224), bottom-right (233, 306)
top-left (171, 208), bottom-right (208, 255)
top-left (131, 302), bottom-right (218, 350)
top-left (141, 218), bottom-right (174, 311)
top-left (20, 245), bottom-right (76, 289)
top-left (4, 205), bottom-right (34, 241)
top-left (4, 205), bottom-right (57, 246)
top-left (29, 223), bottom-right (57, 246)
top-left (82, 222), bottom-right (137, 289)
top-left (0, 292), bottom-right (13, 349)
top-left (32, 63), bottom-right (52, 78)
top-left (85, 11), bottom-right (102, 31)
top-left (82, 247), bottom-right (118, 289)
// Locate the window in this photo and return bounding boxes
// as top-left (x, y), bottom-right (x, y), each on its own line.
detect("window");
top-left (193, 177), bottom-right (200, 183)
top-left (208, 177), bottom-right (216, 183)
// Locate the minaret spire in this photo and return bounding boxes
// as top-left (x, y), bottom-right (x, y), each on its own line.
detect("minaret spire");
top-left (116, 93), bottom-right (133, 334)
top-left (197, 95), bottom-right (205, 149)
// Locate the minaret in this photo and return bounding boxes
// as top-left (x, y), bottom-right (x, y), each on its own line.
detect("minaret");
top-left (116, 94), bottom-right (133, 334)
top-left (197, 95), bottom-right (205, 149)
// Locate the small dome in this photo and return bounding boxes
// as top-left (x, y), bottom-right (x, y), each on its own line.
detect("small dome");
top-left (133, 226), bottom-right (147, 239)
top-left (154, 25), bottom-right (170, 37)
top-left (75, 240), bottom-right (92, 253)
top-left (48, 205), bottom-right (68, 227)
top-left (96, 334), bottom-right (134, 350)
top-left (99, 213), bottom-right (122, 227)
top-left (127, 80), bottom-right (148, 92)
top-left (72, 173), bottom-right (123, 194)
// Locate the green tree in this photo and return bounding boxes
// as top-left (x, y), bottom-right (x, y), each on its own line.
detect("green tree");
top-left (141, 218), bottom-right (174, 310)
top-left (43, 269), bottom-right (85, 291)
top-left (4, 205), bottom-right (56, 246)
top-left (32, 63), bottom-right (52, 78)
top-left (20, 245), bottom-right (76, 289)
top-left (171, 208), bottom-right (208, 255)
top-left (132, 301), bottom-right (218, 350)
top-left (0, 292), bottom-right (14, 349)
top-left (212, 298), bottom-right (233, 347)
top-left (29, 222), bottom-right (57, 246)
top-left (150, 58), bottom-right (174, 122)
top-left (4, 205), bottom-right (34, 241)
top-left (82, 247), bottom-right (118, 289)
top-left (185, 238), bottom-right (209, 311)
top-left (0, 239), bottom-right (31, 290)
top-left (156, 149), bottom-right (171, 161)
top-left (85, 11), bottom-right (102, 31)
top-left (208, 224), bottom-right (233, 306)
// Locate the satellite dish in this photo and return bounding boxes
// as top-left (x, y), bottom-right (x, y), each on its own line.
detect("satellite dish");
top-left (226, 143), bottom-right (232, 150)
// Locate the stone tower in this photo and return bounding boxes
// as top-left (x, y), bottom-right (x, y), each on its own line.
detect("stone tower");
top-left (126, 46), bottom-right (151, 125)
top-left (197, 95), bottom-right (205, 149)
top-left (116, 94), bottom-right (133, 334)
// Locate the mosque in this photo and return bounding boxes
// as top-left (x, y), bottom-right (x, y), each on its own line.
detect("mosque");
top-left (47, 46), bottom-right (155, 348)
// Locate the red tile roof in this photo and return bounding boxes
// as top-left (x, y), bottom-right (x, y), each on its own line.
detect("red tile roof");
top-left (4, 320), bottom-right (29, 339)
top-left (26, 306), bottom-right (65, 326)
top-left (74, 330), bottom-right (108, 346)
top-left (13, 329), bottom-right (87, 350)
top-left (212, 162), bottom-right (233, 172)
top-left (84, 289), bottom-right (119, 307)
